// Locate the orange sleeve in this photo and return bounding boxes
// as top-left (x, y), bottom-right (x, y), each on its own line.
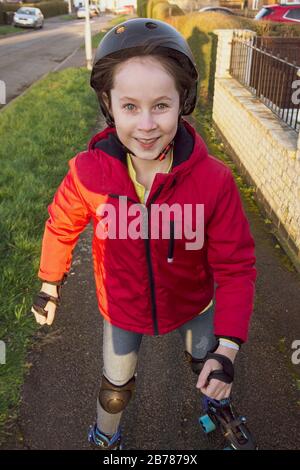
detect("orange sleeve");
top-left (38, 158), bottom-right (91, 282)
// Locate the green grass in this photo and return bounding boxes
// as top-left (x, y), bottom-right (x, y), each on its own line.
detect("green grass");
top-left (109, 14), bottom-right (136, 26)
top-left (2, 10), bottom-right (298, 446)
top-left (0, 67), bottom-right (98, 445)
top-left (91, 30), bottom-right (106, 49)
top-left (86, 14), bottom-right (136, 49)
top-left (0, 13), bottom-right (133, 445)
top-left (193, 103), bottom-right (260, 215)
top-left (192, 102), bottom-right (297, 275)
top-left (58, 14), bottom-right (77, 21)
top-left (0, 25), bottom-right (27, 36)
top-left (168, 12), bottom-right (300, 107)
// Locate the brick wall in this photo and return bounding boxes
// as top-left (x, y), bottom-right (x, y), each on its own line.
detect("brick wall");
top-left (213, 29), bottom-right (300, 268)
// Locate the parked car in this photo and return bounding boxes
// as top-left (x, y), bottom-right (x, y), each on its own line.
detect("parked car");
top-left (198, 6), bottom-right (236, 15)
top-left (76, 7), bottom-right (93, 19)
top-left (254, 4), bottom-right (300, 23)
top-left (89, 5), bottom-right (100, 16)
top-left (13, 7), bottom-right (44, 29)
top-left (114, 5), bottom-right (135, 15)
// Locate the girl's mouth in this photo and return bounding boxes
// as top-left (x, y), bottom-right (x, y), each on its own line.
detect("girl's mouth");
top-left (135, 137), bottom-right (159, 149)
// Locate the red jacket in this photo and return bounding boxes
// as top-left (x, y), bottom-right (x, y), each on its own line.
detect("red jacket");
top-left (38, 119), bottom-right (256, 342)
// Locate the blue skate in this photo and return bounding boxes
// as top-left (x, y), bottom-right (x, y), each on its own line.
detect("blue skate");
top-left (88, 424), bottom-right (123, 450)
top-left (199, 396), bottom-right (257, 450)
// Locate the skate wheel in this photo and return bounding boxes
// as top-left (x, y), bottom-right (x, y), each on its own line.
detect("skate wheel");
top-left (198, 414), bottom-right (216, 433)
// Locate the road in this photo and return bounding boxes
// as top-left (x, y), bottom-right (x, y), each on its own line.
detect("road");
top-left (0, 17), bottom-right (300, 451)
top-left (0, 14), bottom-right (113, 104)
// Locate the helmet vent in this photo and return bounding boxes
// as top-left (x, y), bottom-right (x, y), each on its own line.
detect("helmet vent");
top-left (145, 22), bottom-right (158, 29)
top-left (115, 26), bottom-right (126, 34)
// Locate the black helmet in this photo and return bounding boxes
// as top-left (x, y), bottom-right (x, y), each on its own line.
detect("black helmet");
top-left (90, 17), bottom-right (198, 127)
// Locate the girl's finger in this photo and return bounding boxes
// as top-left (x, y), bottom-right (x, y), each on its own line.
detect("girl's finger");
top-left (223, 387), bottom-right (232, 399)
top-left (35, 313), bottom-right (47, 325)
top-left (215, 385), bottom-right (231, 401)
top-left (31, 307), bottom-right (47, 325)
top-left (45, 302), bottom-right (56, 326)
top-left (197, 365), bottom-right (210, 389)
top-left (206, 380), bottom-right (228, 400)
top-left (215, 391), bottom-right (226, 401)
top-left (203, 384), bottom-right (218, 399)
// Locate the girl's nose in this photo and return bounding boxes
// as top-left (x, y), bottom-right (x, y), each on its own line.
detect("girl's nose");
top-left (137, 111), bottom-right (157, 131)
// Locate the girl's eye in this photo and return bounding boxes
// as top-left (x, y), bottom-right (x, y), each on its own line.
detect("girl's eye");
top-left (123, 104), bottom-right (135, 111)
top-left (156, 103), bottom-right (168, 110)
top-left (123, 103), bottom-right (169, 111)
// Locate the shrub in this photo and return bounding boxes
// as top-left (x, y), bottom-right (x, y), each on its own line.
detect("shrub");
top-left (0, 1), bottom-right (68, 19)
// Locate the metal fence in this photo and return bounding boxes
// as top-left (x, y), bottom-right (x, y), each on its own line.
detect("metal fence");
top-left (229, 32), bottom-right (300, 132)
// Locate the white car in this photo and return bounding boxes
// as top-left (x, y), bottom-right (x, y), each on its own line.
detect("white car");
top-left (89, 5), bottom-right (100, 16)
top-left (198, 6), bottom-right (235, 15)
top-left (76, 6), bottom-right (94, 18)
top-left (13, 7), bottom-right (44, 29)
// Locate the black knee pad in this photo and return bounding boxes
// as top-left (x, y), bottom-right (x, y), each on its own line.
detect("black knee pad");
top-left (99, 374), bottom-right (136, 414)
top-left (184, 351), bottom-right (205, 375)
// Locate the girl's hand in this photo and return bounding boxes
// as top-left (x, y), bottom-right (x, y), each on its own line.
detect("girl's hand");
top-left (196, 345), bottom-right (238, 400)
top-left (31, 283), bottom-right (58, 326)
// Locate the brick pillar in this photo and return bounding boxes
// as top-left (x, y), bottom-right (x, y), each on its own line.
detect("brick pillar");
top-left (213, 29), bottom-right (257, 79)
top-left (297, 130), bottom-right (300, 162)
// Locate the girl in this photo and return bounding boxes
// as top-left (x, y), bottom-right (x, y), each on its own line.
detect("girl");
top-left (31, 18), bottom-right (257, 450)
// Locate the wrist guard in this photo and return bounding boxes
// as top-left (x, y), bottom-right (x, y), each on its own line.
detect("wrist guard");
top-left (204, 352), bottom-right (234, 384)
top-left (32, 274), bottom-right (67, 317)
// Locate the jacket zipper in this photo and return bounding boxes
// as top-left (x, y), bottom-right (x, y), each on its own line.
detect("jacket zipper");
top-left (168, 220), bottom-right (175, 263)
top-left (144, 184), bottom-right (164, 336)
top-left (109, 186), bottom-right (164, 336)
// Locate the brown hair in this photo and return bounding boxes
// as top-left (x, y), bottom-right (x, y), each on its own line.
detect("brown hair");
top-left (91, 42), bottom-right (195, 120)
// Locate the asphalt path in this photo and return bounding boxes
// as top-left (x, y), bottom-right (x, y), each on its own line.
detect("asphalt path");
top-left (2, 116), bottom-right (300, 450)
top-left (0, 23), bottom-right (300, 450)
top-left (0, 14), bottom-right (114, 104)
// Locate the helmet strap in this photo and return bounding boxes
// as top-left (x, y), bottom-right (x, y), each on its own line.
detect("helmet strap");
top-left (116, 135), bottom-right (174, 162)
top-left (154, 140), bottom-right (174, 161)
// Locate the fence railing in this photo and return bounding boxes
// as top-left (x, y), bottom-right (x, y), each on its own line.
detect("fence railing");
top-left (229, 32), bottom-right (300, 132)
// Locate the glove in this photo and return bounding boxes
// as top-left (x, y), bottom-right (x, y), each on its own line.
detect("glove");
top-left (31, 274), bottom-right (67, 326)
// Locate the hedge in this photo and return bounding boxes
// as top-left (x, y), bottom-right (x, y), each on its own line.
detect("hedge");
top-left (28, 1), bottom-right (68, 18)
top-left (151, 1), bottom-right (167, 19)
top-left (137, 0), bottom-right (148, 18)
top-left (146, 0), bottom-right (163, 18)
top-left (166, 12), bottom-right (300, 109)
top-left (168, 4), bottom-right (184, 16)
top-left (0, 0), bottom-right (68, 24)
top-left (151, 2), bottom-right (184, 20)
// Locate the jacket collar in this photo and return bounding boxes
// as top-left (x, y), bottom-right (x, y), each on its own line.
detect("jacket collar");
top-left (76, 119), bottom-right (209, 199)
top-left (89, 118), bottom-right (207, 177)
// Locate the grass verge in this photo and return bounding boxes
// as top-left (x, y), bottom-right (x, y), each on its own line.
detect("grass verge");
top-left (192, 102), bottom-right (296, 274)
top-left (0, 67), bottom-right (98, 445)
top-left (193, 103), bottom-right (259, 214)
top-left (0, 13), bottom-right (132, 446)
top-left (88, 14), bottom-right (136, 49)
top-left (58, 14), bottom-right (77, 21)
top-left (0, 25), bottom-right (27, 36)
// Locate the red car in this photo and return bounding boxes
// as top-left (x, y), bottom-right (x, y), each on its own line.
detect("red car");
top-left (255, 4), bottom-right (300, 23)
top-left (114, 5), bottom-right (135, 15)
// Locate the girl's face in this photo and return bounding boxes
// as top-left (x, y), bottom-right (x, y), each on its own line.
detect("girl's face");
top-left (103, 56), bottom-right (181, 160)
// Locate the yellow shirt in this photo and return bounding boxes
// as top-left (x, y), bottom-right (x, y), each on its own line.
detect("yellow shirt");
top-left (126, 150), bottom-right (173, 205)
top-left (126, 150), bottom-right (213, 316)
